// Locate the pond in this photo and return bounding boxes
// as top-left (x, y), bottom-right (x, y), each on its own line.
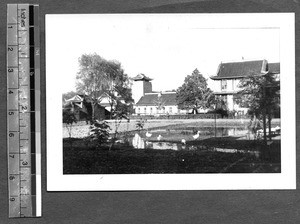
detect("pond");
top-left (128, 126), bottom-right (261, 155)
top-left (130, 131), bottom-right (261, 158)
top-left (131, 127), bottom-right (249, 143)
top-left (146, 127), bottom-right (248, 137)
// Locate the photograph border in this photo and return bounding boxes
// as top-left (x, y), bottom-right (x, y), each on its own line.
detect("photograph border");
top-left (46, 13), bottom-right (295, 191)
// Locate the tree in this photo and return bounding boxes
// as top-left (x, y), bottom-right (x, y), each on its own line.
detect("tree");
top-left (76, 53), bottom-right (133, 122)
top-left (63, 109), bottom-right (77, 139)
top-left (235, 72), bottom-right (280, 142)
top-left (109, 100), bottom-right (132, 150)
top-left (76, 53), bottom-right (109, 122)
top-left (176, 69), bottom-right (213, 113)
top-left (103, 60), bottom-right (133, 119)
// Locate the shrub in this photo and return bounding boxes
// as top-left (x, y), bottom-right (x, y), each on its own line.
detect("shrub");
top-left (135, 118), bottom-right (147, 131)
top-left (88, 120), bottom-right (111, 147)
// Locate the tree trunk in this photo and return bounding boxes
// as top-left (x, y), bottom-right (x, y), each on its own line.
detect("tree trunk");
top-left (108, 99), bottom-right (114, 120)
top-left (262, 84), bottom-right (267, 144)
top-left (268, 110), bottom-right (272, 141)
top-left (110, 103), bottom-right (113, 120)
top-left (263, 111), bottom-right (267, 144)
top-left (91, 102), bottom-right (95, 124)
top-left (109, 119), bottom-right (121, 151)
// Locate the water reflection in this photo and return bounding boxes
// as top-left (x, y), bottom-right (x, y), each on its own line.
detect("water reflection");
top-left (132, 133), bottom-right (145, 149)
top-left (146, 141), bottom-right (179, 150)
top-left (149, 127), bottom-right (248, 137)
top-left (130, 133), bottom-right (261, 158)
top-left (132, 133), bottom-right (182, 150)
top-left (132, 133), bottom-right (180, 150)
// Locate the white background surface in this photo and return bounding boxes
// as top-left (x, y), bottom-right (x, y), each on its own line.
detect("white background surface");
top-left (46, 13), bottom-right (295, 191)
top-left (46, 13), bottom-right (280, 93)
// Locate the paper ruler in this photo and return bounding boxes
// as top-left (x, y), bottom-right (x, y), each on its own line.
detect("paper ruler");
top-left (7, 4), bottom-right (41, 217)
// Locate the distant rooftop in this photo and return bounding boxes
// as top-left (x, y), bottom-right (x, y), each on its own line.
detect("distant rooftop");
top-left (132, 73), bottom-right (153, 81)
top-left (136, 92), bottom-right (177, 106)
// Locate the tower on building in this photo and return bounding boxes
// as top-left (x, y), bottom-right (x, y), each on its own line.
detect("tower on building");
top-left (131, 73), bottom-right (153, 104)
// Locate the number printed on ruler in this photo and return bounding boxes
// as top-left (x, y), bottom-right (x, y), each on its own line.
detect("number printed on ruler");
top-left (7, 4), bottom-right (41, 218)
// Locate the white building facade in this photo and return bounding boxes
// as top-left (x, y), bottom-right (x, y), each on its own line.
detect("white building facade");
top-left (210, 59), bottom-right (280, 115)
top-left (134, 92), bottom-right (188, 115)
top-left (131, 74), bottom-right (189, 115)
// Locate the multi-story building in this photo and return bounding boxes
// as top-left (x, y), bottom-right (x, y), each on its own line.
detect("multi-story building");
top-left (210, 59), bottom-right (280, 115)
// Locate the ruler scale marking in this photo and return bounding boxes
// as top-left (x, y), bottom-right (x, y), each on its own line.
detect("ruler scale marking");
top-left (7, 4), bottom-right (41, 218)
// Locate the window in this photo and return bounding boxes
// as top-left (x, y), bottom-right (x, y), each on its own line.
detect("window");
top-left (169, 107), bottom-right (172, 113)
top-left (221, 80), bottom-right (227, 91)
top-left (150, 107), bottom-right (153, 114)
top-left (221, 95), bottom-right (227, 102)
top-left (144, 107), bottom-right (147, 113)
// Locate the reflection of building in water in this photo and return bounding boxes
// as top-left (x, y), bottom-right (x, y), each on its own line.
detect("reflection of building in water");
top-left (132, 133), bottom-right (145, 149)
top-left (131, 133), bottom-right (180, 150)
top-left (210, 59), bottom-right (280, 115)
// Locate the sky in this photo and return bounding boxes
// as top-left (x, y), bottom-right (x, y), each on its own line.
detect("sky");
top-left (46, 14), bottom-right (280, 94)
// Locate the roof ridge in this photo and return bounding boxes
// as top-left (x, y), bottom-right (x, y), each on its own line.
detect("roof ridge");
top-left (220, 59), bottom-right (266, 64)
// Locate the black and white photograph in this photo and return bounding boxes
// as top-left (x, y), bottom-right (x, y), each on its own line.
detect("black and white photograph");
top-left (46, 13), bottom-right (295, 191)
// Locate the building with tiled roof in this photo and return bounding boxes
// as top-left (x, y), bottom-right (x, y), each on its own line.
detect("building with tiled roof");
top-left (210, 59), bottom-right (280, 114)
top-left (63, 94), bottom-right (108, 121)
top-left (135, 92), bottom-right (186, 115)
top-left (131, 73), bottom-right (154, 104)
top-left (131, 74), bottom-right (190, 115)
top-left (210, 60), bottom-right (268, 80)
top-left (136, 92), bottom-right (176, 106)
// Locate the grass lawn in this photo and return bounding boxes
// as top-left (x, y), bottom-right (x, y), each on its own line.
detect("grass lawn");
top-left (63, 137), bottom-right (280, 174)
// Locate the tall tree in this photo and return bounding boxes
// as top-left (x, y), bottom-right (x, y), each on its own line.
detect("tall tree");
top-left (76, 53), bottom-right (110, 121)
top-left (76, 53), bottom-right (133, 121)
top-left (104, 60), bottom-right (133, 119)
top-left (235, 72), bottom-right (280, 141)
top-left (176, 69), bottom-right (213, 113)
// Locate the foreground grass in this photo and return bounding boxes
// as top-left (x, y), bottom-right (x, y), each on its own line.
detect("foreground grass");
top-left (63, 138), bottom-right (280, 174)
